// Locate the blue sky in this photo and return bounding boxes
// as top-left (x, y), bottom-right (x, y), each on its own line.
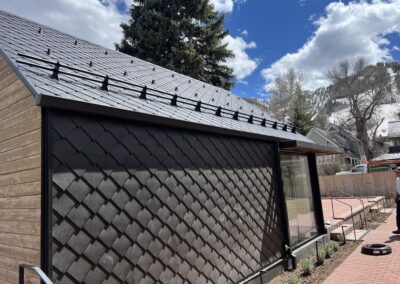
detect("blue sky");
top-left (222, 0), bottom-right (400, 98)
top-left (1, 0), bottom-right (400, 99)
top-left (225, 0), bottom-right (335, 97)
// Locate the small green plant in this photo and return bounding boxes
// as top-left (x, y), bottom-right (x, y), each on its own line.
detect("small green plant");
top-left (324, 242), bottom-right (334, 258)
top-left (300, 258), bottom-right (314, 275)
top-left (336, 234), bottom-right (344, 244)
top-left (331, 241), bottom-right (340, 252)
top-left (288, 274), bottom-right (301, 284)
top-left (317, 249), bottom-right (326, 264)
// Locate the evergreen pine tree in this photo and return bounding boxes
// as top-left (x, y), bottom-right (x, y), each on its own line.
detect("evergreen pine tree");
top-left (289, 87), bottom-right (314, 135)
top-left (116, 0), bottom-right (235, 89)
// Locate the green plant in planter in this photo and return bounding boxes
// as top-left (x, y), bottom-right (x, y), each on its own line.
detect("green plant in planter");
top-left (317, 249), bottom-right (326, 264)
top-left (336, 234), bottom-right (344, 244)
top-left (288, 274), bottom-right (301, 284)
top-left (331, 241), bottom-right (340, 252)
top-left (324, 243), bottom-right (334, 258)
top-left (300, 258), bottom-right (314, 275)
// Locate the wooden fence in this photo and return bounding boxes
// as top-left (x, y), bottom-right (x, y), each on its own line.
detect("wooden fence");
top-left (318, 171), bottom-right (397, 197)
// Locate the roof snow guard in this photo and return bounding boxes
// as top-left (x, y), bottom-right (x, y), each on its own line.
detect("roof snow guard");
top-left (0, 9), bottom-right (313, 144)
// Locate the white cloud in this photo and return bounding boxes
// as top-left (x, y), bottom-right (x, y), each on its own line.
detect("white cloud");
top-left (210, 0), bottom-right (234, 13)
top-left (0, 0), bottom-right (130, 48)
top-left (262, 0), bottom-right (400, 91)
top-left (222, 35), bottom-right (259, 80)
top-left (241, 29), bottom-right (249, 36)
top-left (1, 0), bottom-right (258, 80)
top-left (209, 0), bottom-right (247, 13)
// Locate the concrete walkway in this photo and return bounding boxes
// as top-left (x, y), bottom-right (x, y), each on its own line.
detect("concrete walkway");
top-left (324, 211), bottom-right (400, 284)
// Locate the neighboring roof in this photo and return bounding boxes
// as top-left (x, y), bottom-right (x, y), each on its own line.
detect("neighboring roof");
top-left (0, 10), bottom-right (313, 143)
top-left (344, 151), bottom-right (359, 159)
top-left (306, 127), bottom-right (342, 148)
top-left (370, 152), bottom-right (400, 163)
top-left (388, 121), bottom-right (400, 138)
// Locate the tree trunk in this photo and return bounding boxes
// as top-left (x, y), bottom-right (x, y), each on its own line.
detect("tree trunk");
top-left (355, 119), bottom-right (372, 160)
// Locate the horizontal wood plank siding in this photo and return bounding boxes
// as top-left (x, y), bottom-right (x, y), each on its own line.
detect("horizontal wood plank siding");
top-left (0, 57), bottom-right (41, 283)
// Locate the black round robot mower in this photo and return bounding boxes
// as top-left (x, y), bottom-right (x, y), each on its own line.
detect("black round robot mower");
top-left (361, 243), bottom-right (392, 255)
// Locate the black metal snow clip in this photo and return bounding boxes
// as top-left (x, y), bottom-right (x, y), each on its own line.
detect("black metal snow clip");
top-left (89, 61), bottom-right (93, 67)
top-left (233, 111), bottom-right (239, 120)
top-left (123, 71), bottom-right (127, 76)
top-left (105, 50), bottom-right (108, 55)
top-left (51, 61), bottom-right (60, 80)
top-left (248, 115), bottom-right (253, 124)
top-left (46, 48), bottom-right (51, 55)
top-left (101, 76), bottom-right (109, 91)
top-left (261, 118), bottom-right (267, 127)
top-left (139, 86), bottom-right (147, 100)
top-left (74, 40), bottom-right (78, 46)
top-left (38, 27), bottom-right (42, 34)
top-left (282, 124), bottom-right (288, 131)
top-left (291, 127), bottom-right (296, 133)
top-left (195, 101), bottom-right (201, 112)
top-left (171, 94), bottom-right (178, 106)
top-left (272, 122), bottom-right (278, 129)
top-left (215, 106), bottom-right (222, 117)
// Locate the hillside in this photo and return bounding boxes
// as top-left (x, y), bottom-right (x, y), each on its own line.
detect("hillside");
top-left (247, 61), bottom-right (400, 139)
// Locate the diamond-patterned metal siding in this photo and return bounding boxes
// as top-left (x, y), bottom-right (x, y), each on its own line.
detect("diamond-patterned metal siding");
top-left (50, 110), bottom-right (285, 284)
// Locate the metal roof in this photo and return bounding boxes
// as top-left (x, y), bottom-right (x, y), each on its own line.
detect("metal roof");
top-left (0, 9), bottom-right (313, 143)
top-left (388, 121), bottom-right (400, 139)
top-left (370, 152), bottom-right (400, 163)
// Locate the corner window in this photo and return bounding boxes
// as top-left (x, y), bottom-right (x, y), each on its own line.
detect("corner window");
top-left (281, 154), bottom-right (318, 246)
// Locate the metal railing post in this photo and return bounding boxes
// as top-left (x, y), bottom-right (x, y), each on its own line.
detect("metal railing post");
top-left (350, 207), bottom-right (357, 240)
top-left (19, 265), bottom-right (24, 284)
top-left (330, 195), bottom-right (335, 219)
top-left (19, 264), bottom-right (53, 284)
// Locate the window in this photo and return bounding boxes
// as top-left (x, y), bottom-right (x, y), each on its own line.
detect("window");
top-left (281, 154), bottom-right (318, 246)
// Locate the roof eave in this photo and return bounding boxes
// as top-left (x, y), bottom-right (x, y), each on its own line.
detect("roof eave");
top-left (279, 140), bottom-right (343, 155)
top-left (38, 94), bottom-right (299, 143)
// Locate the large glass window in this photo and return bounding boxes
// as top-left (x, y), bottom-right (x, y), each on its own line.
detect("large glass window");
top-left (281, 154), bottom-right (318, 246)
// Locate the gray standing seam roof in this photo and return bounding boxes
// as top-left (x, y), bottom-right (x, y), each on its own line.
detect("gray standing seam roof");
top-left (0, 9), bottom-right (313, 143)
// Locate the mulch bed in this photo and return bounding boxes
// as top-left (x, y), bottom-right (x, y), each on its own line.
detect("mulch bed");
top-left (269, 210), bottom-right (393, 284)
top-left (269, 241), bottom-right (361, 284)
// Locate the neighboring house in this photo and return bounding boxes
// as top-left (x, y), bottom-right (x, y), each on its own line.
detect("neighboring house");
top-left (0, 11), bottom-right (340, 284)
top-left (371, 120), bottom-right (400, 166)
top-left (307, 125), bottom-right (366, 173)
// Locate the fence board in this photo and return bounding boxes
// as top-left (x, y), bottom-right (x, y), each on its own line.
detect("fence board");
top-left (319, 171), bottom-right (397, 197)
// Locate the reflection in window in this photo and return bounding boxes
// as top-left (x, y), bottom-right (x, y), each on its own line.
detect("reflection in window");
top-left (281, 154), bottom-right (318, 246)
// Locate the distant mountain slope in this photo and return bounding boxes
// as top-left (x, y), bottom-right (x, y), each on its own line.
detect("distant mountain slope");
top-left (247, 61), bottom-right (400, 138)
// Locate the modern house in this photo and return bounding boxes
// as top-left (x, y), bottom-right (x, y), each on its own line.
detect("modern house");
top-left (371, 120), bottom-right (400, 166)
top-left (307, 126), bottom-right (366, 174)
top-left (0, 10), bottom-right (339, 284)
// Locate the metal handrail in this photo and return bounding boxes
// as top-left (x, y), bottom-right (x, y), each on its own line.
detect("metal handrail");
top-left (19, 264), bottom-right (53, 284)
top-left (330, 197), bottom-right (357, 240)
top-left (330, 190), bottom-right (368, 230)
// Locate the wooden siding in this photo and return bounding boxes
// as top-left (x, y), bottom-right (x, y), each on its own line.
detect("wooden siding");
top-left (0, 57), bottom-right (41, 284)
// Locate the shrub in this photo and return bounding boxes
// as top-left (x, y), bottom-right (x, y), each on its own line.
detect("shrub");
top-left (300, 258), bottom-right (314, 275)
top-left (288, 274), bottom-right (301, 284)
top-left (336, 234), bottom-right (344, 244)
top-left (317, 249), bottom-right (326, 264)
top-left (331, 241), bottom-right (340, 252)
top-left (324, 243), bottom-right (334, 258)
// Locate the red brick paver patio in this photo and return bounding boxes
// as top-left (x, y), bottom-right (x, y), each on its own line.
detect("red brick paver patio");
top-left (324, 212), bottom-right (400, 284)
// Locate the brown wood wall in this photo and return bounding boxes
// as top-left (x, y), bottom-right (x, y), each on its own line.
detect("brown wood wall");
top-left (0, 57), bottom-right (41, 283)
